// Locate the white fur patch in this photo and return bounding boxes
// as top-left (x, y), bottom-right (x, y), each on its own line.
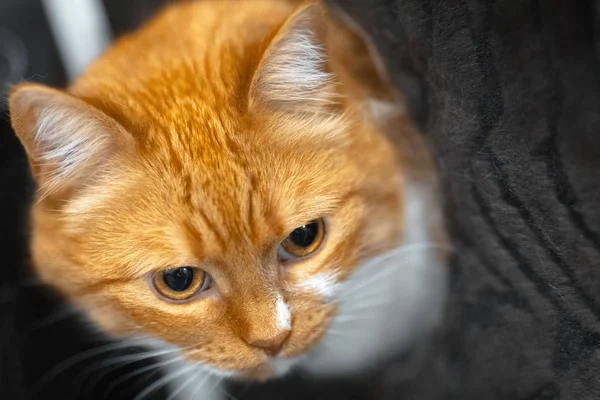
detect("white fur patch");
top-left (253, 5), bottom-right (339, 113)
top-left (38, 109), bottom-right (107, 168)
top-left (297, 271), bottom-right (339, 301)
top-left (143, 338), bottom-right (227, 400)
top-left (299, 177), bottom-right (449, 377)
top-left (268, 355), bottom-right (300, 376)
top-left (275, 294), bottom-right (291, 331)
top-left (33, 104), bottom-right (112, 198)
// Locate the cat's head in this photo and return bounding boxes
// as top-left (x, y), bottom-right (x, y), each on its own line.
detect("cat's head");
top-left (9, 0), bottom-right (403, 380)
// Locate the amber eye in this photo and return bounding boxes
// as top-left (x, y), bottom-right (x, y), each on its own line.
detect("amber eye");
top-left (278, 218), bottom-right (326, 261)
top-left (152, 267), bottom-right (209, 301)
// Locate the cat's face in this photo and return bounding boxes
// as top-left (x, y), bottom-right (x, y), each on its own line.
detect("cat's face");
top-left (9, 1), bottom-right (403, 380)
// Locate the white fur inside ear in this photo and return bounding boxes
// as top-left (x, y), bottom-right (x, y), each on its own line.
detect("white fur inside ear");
top-left (252, 6), bottom-right (339, 112)
top-left (34, 105), bottom-right (112, 196)
top-left (7, 84), bottom-right (120, 199)
top-left (38, 106), bottom-right (110, 183)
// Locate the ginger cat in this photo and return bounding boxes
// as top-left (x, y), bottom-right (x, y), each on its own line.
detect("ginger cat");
top-left (9, 0), bottom-right (447, 398)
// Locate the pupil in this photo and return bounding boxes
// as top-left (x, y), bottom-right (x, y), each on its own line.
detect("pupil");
top-left (290, 222), bottom-right (318, 248)
top-left (163, 267), bottom-right (194, 291)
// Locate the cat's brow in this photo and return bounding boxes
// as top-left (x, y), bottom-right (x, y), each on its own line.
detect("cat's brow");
top-left (71, 276), bottom-right (137, 295)
top-left (284, 189), bottom-right (359, 228)
top-left (83, 189), bottom-right (362, 286)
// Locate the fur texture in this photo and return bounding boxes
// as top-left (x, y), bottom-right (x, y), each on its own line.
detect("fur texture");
top-left (326, 0), bottom-right (600, 399)
top-left (8, 0), bottom-right (446, 396)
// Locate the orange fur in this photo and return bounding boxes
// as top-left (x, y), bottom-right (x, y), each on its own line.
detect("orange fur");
top-left (9, 0), bottom-right (409, 379)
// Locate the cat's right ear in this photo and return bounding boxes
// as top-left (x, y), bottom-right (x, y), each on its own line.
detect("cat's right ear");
top-left (249, 3), bottom-right (338, 115)
top-left (9, 83), bottom-right (132, 198)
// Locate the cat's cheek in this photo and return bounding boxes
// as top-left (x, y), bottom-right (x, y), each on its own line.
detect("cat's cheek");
top-left (282, 302), bottom-right (338, 358)
top-left (287, 271), bottom-right (341, 302)
top-left (88, 309), bottom-right (137, 337)
top-left (86, 283), bottom-right (200, 340)
top-left (73, 294), bottom-right (141, 338)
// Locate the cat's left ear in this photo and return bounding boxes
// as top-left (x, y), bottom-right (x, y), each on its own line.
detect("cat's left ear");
top-left (249, 3), bottom-right (338, 114)
top-left (9, 83), bottom-right (133, 198)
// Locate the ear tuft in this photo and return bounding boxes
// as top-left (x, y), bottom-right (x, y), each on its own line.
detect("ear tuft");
top-left (250, 4), bottom-right (340, 114)
top-left (9, 83), bottom-right (126, 198)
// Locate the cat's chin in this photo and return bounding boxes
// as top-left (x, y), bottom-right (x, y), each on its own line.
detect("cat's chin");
top-left (140, 335), bottom-right (301, 383)
top-left (234, 356), bottom-right (300, 382)
top-left (157, 355), bottom-right (301, 400)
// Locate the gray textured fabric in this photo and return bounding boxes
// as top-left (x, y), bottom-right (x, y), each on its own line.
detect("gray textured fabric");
top-left (324, 0), bottom-right (600, 399)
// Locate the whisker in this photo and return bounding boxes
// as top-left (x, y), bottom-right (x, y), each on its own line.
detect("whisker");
top-left (337, 242), bottom-right (448, 300)
top-left (335, 268), bottom-right (401, 302)
top-left (332, 314), bottom-right (372, 323)
top-left (191, 374), bottom-right (225, 400)
top-left (341, 298), bottom-right (395, 312)
top-left (26, 307), bottom-right (81, 332)
top-left (222, 385), bottom-right (240, 400)
top-left (166, 368), bottom-right (214, 400)
top-left (133, 363), bottom-right (199, 400)
top-left (325, 329), bottom-right (361, 338)
top-left (103, 354), bottom-right (191, 396)
top-left (101, 346), bottom-right (206, 396)
top-left (339, 286), bottom-right (390, 304)
top-left (365, 242), bottom-right (451, 270)
top-left (74, 346), bottom-right (184, 395)
top-left (165, 370), bottom-right (200, 400)
top-left (30, 337), bottom-right (147, 396)
top-left (211, 377), bottom-right (226, 396)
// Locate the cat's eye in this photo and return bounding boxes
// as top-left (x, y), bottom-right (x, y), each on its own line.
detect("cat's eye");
top-left (278, 218), bottom-right (326, 262)
top-left (152, 267), bottom-right (210, 301)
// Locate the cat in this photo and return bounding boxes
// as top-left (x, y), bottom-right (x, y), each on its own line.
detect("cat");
top-left (8, 0), bottom-right (448, 398)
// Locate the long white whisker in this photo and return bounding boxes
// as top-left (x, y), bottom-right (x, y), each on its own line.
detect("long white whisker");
top-left (103, 354), bottom-right (193, 396)
top-left (324, 329), bottom-right (361, 340)
top-left (336, 266), bottom-right (402, 301)
top-left (343, 297), bottom-right (395, 312)
top-left (27, 307), bottom-right (81, 332)
top-left (332, 314), bottom-right (372, 323)
top-left (362, 242), bottom-right (451, 271)
top-left (165, 371), bottom-right (199, 400)
top-left (75, 346), bottom-right (185, 395)
top-left (337, 242), bottom-right (448, 300)
top-left (30, 338), bottom-right (147, 396)
top-left (166, 369), bottom-right (213, 400)
top-left (192, 374), bottom-right (225, 400)
top-left (133, 363), bottom-right (199, 400)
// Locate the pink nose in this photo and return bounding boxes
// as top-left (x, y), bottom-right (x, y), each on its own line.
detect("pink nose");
top-left (249, 331), bottom-right (290, 356)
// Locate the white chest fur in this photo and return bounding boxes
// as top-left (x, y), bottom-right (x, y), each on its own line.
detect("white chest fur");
top-left (299, 177), bottom-right (448, 376)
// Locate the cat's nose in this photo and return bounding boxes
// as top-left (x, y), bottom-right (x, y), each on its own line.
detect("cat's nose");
top-left (249, 330), bottom-right (290, 356)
